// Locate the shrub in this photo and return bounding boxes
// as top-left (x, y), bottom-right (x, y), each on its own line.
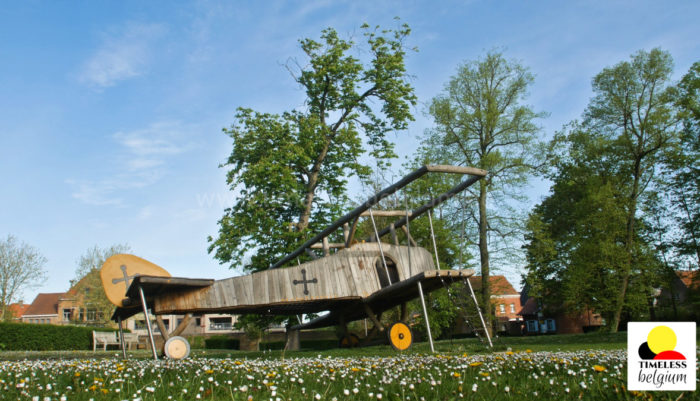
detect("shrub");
top-left (204, 336), bottom-right (239, 350)
top-left (259, 341), bottom-right (285, 351)
top-left (0, 322), bottom-right (117, 351)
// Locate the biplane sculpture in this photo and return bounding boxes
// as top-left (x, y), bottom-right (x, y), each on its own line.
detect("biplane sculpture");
top-left (101, 165), bottom-right (492, 360)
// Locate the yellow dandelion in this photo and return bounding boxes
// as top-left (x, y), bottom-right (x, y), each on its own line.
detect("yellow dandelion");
top-left (469, 362), bottom-right (482, 367)
top-left (593, 365), bottom-right (606, 372)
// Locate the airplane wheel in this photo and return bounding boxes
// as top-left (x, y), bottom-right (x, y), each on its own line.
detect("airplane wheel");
top-left (339, 333), bottom-right (360, 348)
top-left (164, 336), bottom-right (190, 360)
top-left (388, 322), bottom-right (413, 351)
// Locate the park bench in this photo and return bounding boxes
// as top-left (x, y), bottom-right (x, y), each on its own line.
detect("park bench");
top-left (92, 331), bottom-right (141, 351)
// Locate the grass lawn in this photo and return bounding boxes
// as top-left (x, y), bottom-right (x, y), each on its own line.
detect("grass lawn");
top-left (0, 332), bottom-right (696, 400)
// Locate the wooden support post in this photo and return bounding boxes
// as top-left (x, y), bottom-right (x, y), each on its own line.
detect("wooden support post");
top-left (363, 304), bottom-right (384, 332)
top-left (117, 316), bottom-right (127, 359)
top-left (322, 237), bottom-right (330, 257)
top-left (156, 315), bottom-right (170, 342)
top-left (138, 286), bottom-right (158, 360)
top-left (285, 327), bottom-right (300, 351)
top-left (390, 223), bottom-right (399, 246)
top-left (170, 313), bottom-right (193, 338)
top-left (343, 223), bottom-right (350, 244)
top-left (346, 217), bottom-right (359, 247)
top-left (400, 226), bottom-right (418, 247)
top-left (400, 303), bottom-right (408, 322)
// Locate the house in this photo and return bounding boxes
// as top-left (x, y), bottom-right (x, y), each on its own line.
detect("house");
top-left (20, 293), bottom-right (63, 324)
top-left (655, 270), bottom-right (699, 320)
top-left (4, 301), bottom-right (30, 321)
top-left (517, 286), bottom-right (603, 335)
top-left (452, 275), bottom-right (524, 336)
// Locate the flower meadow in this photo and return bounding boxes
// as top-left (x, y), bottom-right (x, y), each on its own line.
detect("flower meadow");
top-left (0, 349), bottom-right (696, 400)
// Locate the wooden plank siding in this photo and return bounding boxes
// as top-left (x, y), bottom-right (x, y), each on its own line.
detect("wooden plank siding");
top-left (153, 243), bottom-right (435, 315)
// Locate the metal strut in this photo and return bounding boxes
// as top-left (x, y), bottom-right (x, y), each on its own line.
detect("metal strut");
top-left (117, 316), bottom-right (127, 359)
top-left (464, 276), bottom-right (493, 348)
top-left (138, 286), bottom-right (159, 360)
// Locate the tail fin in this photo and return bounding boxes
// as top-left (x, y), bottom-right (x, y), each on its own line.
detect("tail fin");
top-left (100, 254), bottom-right (171, 307)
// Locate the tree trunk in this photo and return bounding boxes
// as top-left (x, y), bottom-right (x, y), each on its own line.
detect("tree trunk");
top-left (478, 180), bottom-right (492, 334)
top-left (297, 138), bottom-right (332, 232)
top-left (611, 157), bottom-right (641, 332)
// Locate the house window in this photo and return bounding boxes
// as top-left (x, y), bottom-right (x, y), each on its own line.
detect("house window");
top-left (86, 309), bottom-right (97, 321)
top-left (195, 317), bottom-right (202, 327)
top-left (526, 320), bottom-right (538, 333)
top-left (84, 287), bottom-right (90, 295)
top-left (79, 308), bottom-right (85, 321)
top-left (509, 304), bottom-right (515, 314)
top-left (499, 304), bottom-right (505, 314)
top-left (210, 317), bottom-right (233, 331)
top-left (62, 309), bottom-right (72, 321)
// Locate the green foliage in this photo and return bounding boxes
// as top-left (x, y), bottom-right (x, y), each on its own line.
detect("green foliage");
top-left (233, 314), bottom-right (283, 342)
top-left (525, 49), bottom-right (684, 330)
top-left (581, 48), bottom-right (679, 331)
top-left (662, 61), bottom-right (700, 266)
top-left (72, 244), bottom-right (131, 327)
top-left (209, 22), bottom-right (416, 273)
top-left (204, 336), bottom-right (240, 350)
top-left (0, 322), bottom-right (116, 351)
top-left (417, 50), bottom-right (546, 330)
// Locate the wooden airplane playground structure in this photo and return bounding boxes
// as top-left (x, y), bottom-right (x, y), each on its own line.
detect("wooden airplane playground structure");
top-left (100, 165), bottom-right (493, 360)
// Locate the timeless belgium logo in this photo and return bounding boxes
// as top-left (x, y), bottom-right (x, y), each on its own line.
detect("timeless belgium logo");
top-left (628, 322), bottom-right (696, 391)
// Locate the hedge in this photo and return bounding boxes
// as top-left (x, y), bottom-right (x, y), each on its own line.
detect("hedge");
top-left (0, 322), bottom-right (118, 351)
top-left (204, 336), bottom-right (240, 350)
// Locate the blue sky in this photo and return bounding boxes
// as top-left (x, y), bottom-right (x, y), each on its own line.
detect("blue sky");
top-left (1, 1), bottom-right (698, 303)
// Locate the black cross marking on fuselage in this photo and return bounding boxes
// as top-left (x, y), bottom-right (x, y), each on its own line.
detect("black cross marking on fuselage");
top-left (112, 265), bottom-right (139, 288)
top-left (293, 269), bottom-right (317, 295)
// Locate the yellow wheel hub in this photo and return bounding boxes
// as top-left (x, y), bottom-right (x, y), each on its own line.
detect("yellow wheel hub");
top-left (388, 322), bottom-right (413, 351)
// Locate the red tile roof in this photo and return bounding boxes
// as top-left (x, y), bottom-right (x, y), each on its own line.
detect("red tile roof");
top-left (22, 293), bottom-right (63, 316)
top-left (518, 297), bottom-right (538, 316)
top-left (7, 303), bottom-right (30, 318)
top-left (468, 275), bottom-right (519, 296)
top-left (677, 270), bottom-right (699, 290)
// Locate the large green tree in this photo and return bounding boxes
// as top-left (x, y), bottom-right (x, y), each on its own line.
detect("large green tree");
top-left (524, 125), bottom-right (659, 325)
top-left (583, 48), bottom-right (679, 331)
top-left (664, 62), bottom-right (700, 267)
top-left (418, 51), bottom-right (545, 330)
top-left (209, 23), bottom-right (416, 272)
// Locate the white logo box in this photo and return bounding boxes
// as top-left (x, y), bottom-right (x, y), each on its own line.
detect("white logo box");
top-left (627, 322), bottom-right (696, 391)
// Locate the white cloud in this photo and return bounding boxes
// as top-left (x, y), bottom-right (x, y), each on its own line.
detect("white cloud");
top-left (79, 22), bottom-right (166, 88)
top-left (67, 121), bottom-right (196, 206)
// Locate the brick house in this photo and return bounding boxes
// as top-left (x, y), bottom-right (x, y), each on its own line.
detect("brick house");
top-left (20, 293), bottom-right (63, 324)
top-left (517, 286), bottom-right (603, 334)
top-left (453, 275), bottom-right (524, 335)
top-left (4, 301), bottom-right (30, 321)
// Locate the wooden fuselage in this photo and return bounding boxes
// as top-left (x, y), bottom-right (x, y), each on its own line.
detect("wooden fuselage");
top-left (152, 243), bottom-right (435, 316)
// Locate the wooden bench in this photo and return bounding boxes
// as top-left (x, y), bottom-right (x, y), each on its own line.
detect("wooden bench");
top-left (93, 331), bottom-right (120, 351)
top-left (93, 331), bottom-right (141, 351)
top-left (122, 333), bottom-right (140, 350)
